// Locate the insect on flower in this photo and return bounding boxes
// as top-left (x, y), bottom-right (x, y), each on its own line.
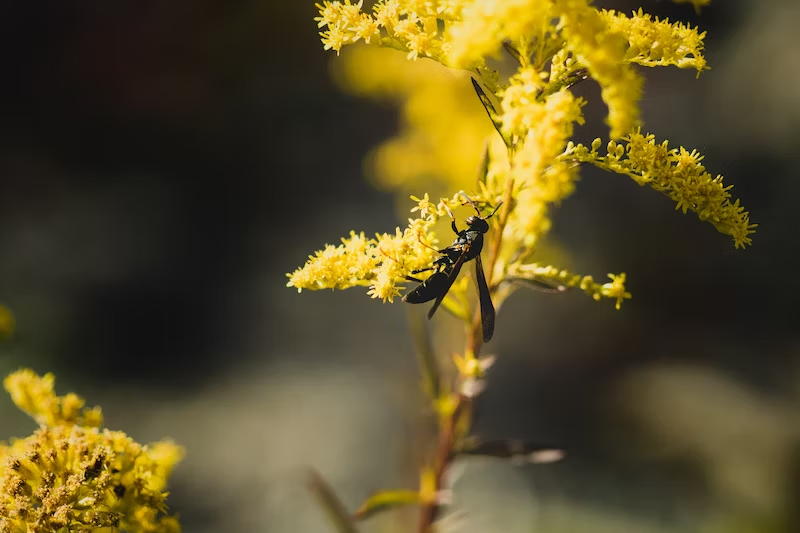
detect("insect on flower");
top-left (403, 192), bottom-right (501, 343)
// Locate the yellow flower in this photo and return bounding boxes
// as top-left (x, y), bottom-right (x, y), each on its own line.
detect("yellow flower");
top-left (555, 0), bottom-right (642, 139)
top-left (601, 9), bottom-right (708, 75)
top-left (508, 89), bottom-right (585, 247)
top-left (565, 131), bottom-right (756, 248)
top-left (445, 0), bottom-right (551, 69)
top-left (316, 1), bottom-right (372, 54)
top-left (600, 273), bottom-right (632, 310)
top-left (0, 370), bottom-right (183, 533)
top-left (4, 370), bottom-right (104, 428)
top-left (287, 215), bottom-right (438, 302)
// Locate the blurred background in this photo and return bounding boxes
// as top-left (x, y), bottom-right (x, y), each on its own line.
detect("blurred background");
top-left (0, 0), bottom-right (799, 531)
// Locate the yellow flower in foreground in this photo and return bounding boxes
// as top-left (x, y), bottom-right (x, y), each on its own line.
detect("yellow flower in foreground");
top-left (0, 370), bottom-right (183, 533)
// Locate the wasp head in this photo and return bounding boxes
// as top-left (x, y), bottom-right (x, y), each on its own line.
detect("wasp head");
top-left (466, 216), bottom-right (490, 233)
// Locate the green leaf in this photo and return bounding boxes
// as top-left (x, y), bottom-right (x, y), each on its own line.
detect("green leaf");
top-left (354, 489), bottom-right (421, 521)
top-left (502, 41), bottom-right (524, 65)
top-left (440, 294), bottom-right (470, 322)
top-left (503, 276), bottom-right (568, 293)
top-left (306, 469), bottom-right (359, 533)
top-left (406, 306), bottom-right (441, 401)
top-left (476, 138), bottom-right (490, 185)
top-left (457, 437), bottom-right (565, 464)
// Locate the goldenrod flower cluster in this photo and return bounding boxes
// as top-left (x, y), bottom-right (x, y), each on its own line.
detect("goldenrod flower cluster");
top-left (0, 369), bottom-right (183, 533)
top-left (565, 131), bottom-right (757, 248)
top-left (287, 218), bottom-right (439, 302)
top-left (601, 9), bottom-right (707, 74)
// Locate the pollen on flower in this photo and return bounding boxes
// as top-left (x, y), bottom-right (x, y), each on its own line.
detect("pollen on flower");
top-left (0, 369), bottom-right (183, 533)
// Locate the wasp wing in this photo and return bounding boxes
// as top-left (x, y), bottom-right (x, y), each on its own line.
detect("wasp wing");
top-left (474, 254), bottom-right (495, 342)
top-left (404, 272), bottom-right (447, 304)
top-left (427, 253), bottom-right (466, 320)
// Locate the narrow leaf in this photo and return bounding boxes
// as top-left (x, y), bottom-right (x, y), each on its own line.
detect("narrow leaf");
top-left (504, 276), bottom-right (568, 293)
top-left (457, 437), bottom-right (565, 465)
top-left (440, 294), bottom-right (470, 322)
top-left (502, 41), bottom-right (524, 65)
top-left (470, 78), bottom-right (513, 149)
top-left (306, 469), bottom-right (359, 533)
top-left (354, 489), bottom-right (421, 521)
top-left (476, 138), bottom-right (490, 185)
top-left (406, 306), bottom-right (441, 400)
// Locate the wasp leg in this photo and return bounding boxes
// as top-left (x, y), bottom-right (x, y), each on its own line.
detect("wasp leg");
top-left (411, 266), bottom-right (437, 275)
top-left (443, 203), bottom-right (460, 235)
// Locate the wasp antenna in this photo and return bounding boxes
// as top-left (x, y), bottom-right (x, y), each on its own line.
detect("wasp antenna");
top-left (458, 191), bottom-right (481, 215)
top-left (486, 201), bottom-right (503, 219)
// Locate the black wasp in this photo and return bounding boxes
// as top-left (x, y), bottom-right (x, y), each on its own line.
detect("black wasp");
top-left (402, 193), bottom-right (501, 343)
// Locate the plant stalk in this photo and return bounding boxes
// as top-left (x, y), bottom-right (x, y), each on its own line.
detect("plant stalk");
top-left (417, 176), bottom-right (515, 532)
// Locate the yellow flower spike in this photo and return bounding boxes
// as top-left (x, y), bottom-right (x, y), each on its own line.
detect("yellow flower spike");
top-left (507, 263), bottom-right (631, 308)
top-left (509, 89), bottom-right (585, 248)
top-left (601, 9), bottom-right (708, 75)
top-left (287, 211), bottom-right (439, 302)
top-left (565, 130), bottom-right (756, 248)
top-left (0, 369), bottom-right (182, 533)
